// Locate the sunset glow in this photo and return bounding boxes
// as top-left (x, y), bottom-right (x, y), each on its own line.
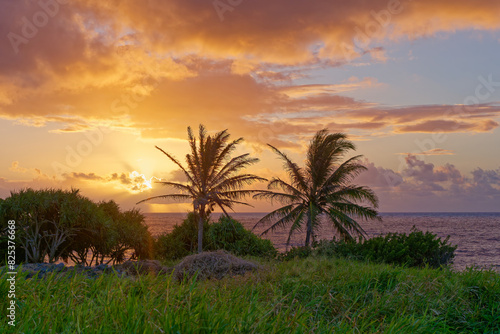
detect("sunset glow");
top-left (1, 0), bottom-right (499, 212)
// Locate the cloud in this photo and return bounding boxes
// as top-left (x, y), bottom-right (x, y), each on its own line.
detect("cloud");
top-left (57, 0), bottom-right (500, 65)
top-left (1, 0), bottom-right (500, 146)
top-left (355, 160), bottom-right (404, 188)
top-left (402, 155), bottom-right (464, 184)
top-left (397, 148), bottom-right (455, 156)
top-left (1, 156), bottom-right (499, 212)
top-left (67, 171), bottom-right (159, 193)
top-left (396, 119), bottom-right (499, 133)
top-left (9, 161), bottom-right (53, 180)
top-left (354, 157), bottom-right (500, 211)
top-left (279, 77), bottom-right (381, 98)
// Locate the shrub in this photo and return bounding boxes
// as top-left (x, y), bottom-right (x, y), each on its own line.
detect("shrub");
top-left (277, 245), bottom-right (313, 261)
top-left (154, 214), bottom-right (277, 260)
top-left (315, 226), bottom-right (457, 268)
top-left (154, 212), bottom-right (210, 260)
top-left (206, 216), bottom-right (277, 258)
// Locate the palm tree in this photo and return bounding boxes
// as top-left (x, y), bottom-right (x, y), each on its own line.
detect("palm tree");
top-left (137, 124), bottom-right (266, 253)
top-left (253, 129), bottom-right (379, 247)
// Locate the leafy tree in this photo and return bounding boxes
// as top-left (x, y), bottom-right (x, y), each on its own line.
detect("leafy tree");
top-left (253, 130), bottom-right (379, 247)
top-left (0, 189), bottom-right (152, 266)
top-left (138, 124), bottom-right (265, 253)
top-left (0, 188), bottom-right (99, 264)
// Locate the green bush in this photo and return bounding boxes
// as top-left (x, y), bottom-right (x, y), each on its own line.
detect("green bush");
top-left (206, 216), bottom-right (277, 258)
top-left (315, 226), bottom-right (457, 268)
top-left (154, 212), bottom-right (210, 260)
top-left (277, 245), bottom-right (313, 261)
top-left (154, 214), bottom-right (277, 260)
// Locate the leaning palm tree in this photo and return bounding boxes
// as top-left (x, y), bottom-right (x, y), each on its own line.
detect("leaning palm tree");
top-left (253, 129), bottom-right (379, 247)
top-left (137, 124), bottom-right (266, 253)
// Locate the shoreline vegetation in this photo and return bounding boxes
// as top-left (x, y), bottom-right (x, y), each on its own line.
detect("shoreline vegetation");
top-left (1, 126), bottom-right (499, 332)
top-left (1, 206), bottom-right (499, 333)
top-left (1, 255), bottom-right (499, 333)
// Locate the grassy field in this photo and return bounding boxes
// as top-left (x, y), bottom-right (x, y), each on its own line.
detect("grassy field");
top-left (1, 257), bottom-right (499, 333)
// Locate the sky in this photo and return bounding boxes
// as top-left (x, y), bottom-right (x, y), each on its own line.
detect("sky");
top-left (1, 0), bottom-right (499, 213)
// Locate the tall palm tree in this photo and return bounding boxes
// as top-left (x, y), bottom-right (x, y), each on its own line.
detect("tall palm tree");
top-left (253, 129), bottom-right (379, 247)
top-left (137, 124), bottom-right (266, 253)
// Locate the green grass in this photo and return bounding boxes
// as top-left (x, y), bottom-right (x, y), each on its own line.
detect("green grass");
top-left (1, 257), bottom-right (499, 333)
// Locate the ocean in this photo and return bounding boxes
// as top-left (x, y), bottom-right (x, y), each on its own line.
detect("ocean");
top-left (144, 212), bottom-right (500, 271)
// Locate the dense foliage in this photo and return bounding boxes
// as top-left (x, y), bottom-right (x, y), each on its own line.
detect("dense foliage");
top-left (0, 188), bottom-right (152, 265)
top-left (313, 227), bottom-right (457, 268)
top-left (154, 213), bottom-right (276, 260)
top-left (277, 245), bottom-right (313, 261)
top-left (153, 212), bottom-right (210, 260)
top-left (206, 216), bottom-right (277, 258)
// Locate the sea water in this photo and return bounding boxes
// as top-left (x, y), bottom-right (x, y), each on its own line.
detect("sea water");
top-left (144, 212), bottom-right (500, 271)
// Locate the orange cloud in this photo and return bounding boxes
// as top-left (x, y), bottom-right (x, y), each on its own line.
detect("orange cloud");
top-left (1, 0), bottom-right (500, 150)
top-left (396, 119), bottom-right (499, 133)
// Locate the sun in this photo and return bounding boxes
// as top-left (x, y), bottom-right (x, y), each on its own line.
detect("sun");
top-left (129, 171), bottom-right (158, 193)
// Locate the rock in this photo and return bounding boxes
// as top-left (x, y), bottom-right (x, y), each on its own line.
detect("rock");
top-left (0, 254), bottom-right (257, 281)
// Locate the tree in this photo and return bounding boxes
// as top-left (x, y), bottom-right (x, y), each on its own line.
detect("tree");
top-left (253, 129), bottom-right (380, 247)
top-left (0, 188), bottom-right (153, 266)
top-left (137, 124), bottom-right (266, 253)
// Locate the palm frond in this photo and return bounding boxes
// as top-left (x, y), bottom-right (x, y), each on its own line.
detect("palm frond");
top-left (321, 155), bottom-right (366, 191)
top-left (210, 154), bottom-right (259, 186)
top-left (136, 194), bottom-right (192, 205)
top-left (259, 205), bottom-right (306, 236)
top-left (252, 190), bottom-right (299, 204)
top-left (327, 201), bottom-right (380, 222)
top-left (267, 178), bottom-right (304, 198)
top-left (216, 189), bottom-right (264, 201)
top-left (326, 207), bottom-right (368, 240)
top-left (285, 209), bottom-right (306, 246)
top-left (208, 137), bottom-right (243, 181)
top-left (268, 144), bottom-right (308, 192)
top-left (213, 174), bottom-right (266, 192)
top-left (154, 146), bottom-right (197, 186)
top-left (252, 204), bottom-right (297, 230)
top-left (156, 181), bottom-right (194, 195)
top-left (326, 185), bottom-right (379, 207)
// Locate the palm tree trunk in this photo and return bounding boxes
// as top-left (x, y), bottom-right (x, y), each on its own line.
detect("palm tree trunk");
top-left (305, 209), bottom-right (312, 247)
top-left (198, 204), bottom-right (205, 253)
